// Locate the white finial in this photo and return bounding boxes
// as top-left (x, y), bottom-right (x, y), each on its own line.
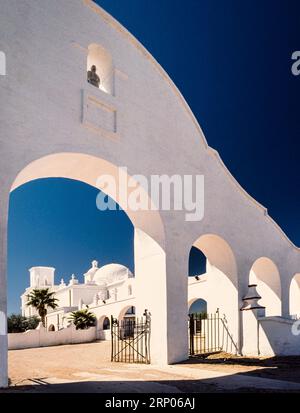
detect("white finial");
top-left (59, 278), bottom-right (66, 289)
top-left (69, 274), bottom-right (78, 286)
top-left (92, 260), bottom-right (98, 268)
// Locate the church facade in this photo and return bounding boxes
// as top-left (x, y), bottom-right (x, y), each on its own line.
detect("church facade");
top-left (1, 0), bottom-right (300, 387)
top-left (21, 261), bottom-right (213, 341)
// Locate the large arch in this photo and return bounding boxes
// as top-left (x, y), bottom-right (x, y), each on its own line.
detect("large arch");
top-left (249, 257), bottom-right (281, 316)
top-left (118, 305), bottom-right (136, 321)
top-left (6, 152), bottom-right (169, 368)
top-left (10, 152), bottom-right (165, 249)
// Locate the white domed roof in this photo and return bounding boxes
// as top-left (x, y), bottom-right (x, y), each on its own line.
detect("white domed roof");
top-left (93, 263), bottom-right (133, 285)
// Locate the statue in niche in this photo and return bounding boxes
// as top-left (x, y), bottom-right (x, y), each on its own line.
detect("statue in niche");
top-left (87, 65), bottom-right (100, 88)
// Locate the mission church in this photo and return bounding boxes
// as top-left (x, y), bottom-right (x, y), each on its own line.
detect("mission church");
top-left (21, 260), bottom-right (209, 339)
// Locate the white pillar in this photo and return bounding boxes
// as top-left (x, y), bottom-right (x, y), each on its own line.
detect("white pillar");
top-left (134, 228), bottom-right (188, 365)
top-left (0, 189), bottom-right (8, 388)
top-left (240, 283), bottom-right (266, 356)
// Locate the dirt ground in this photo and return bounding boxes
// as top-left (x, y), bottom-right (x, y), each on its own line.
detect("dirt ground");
top-left (182, 352), bottom-right (300, 383)
top-left (5, 342), bottom-right (300, 393)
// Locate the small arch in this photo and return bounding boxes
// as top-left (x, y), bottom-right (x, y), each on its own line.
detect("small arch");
top-left (188, 247), bottom-right (206, 277)
top-left (249, 257), bottom-right (281, 316)
top-left (103, 317), bottom-right (110, 330)
top-left (119, 305), bottom-right (135, 321)
top-left (192, 233), bottom-right (237, 287)
top-left (188, 233), bottom-right (238, 345)
top-left (188, 298), bottom-right (207, 314)
top-left (289, 273), bottom-right (300, 318)
top-left (87, 44), bottom-right (114, 94)
top-left (48, 324), bottom-right (55, 332)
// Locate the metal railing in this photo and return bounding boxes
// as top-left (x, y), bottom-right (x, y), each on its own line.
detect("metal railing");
top-left (111, 310), bottom-right (151, 364)
top-left (189, 311), bottom-right (238, 356)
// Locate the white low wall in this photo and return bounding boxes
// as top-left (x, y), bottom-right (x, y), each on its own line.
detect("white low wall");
top-left (258, 316), bottom-right (300, 356)
top-left (97, 329), bottom-right (111, 341)
top-left (8, 324), bottom-right (97, 350)
top-left (242, 308), bottom-right (300, 357)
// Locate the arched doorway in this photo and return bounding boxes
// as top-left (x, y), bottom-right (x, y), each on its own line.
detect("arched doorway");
top-left (48, 324), bottom-right (55, 332)
top-left (103, 317), bottom-right (110, 330)
top-left (249, 257), bottom-right (281, 316)
top-left (188, 234), bottom-right (238, 348)
top-left (4, 152), bottom-right (168, 386)
top-left (188, 298), bottom-right (207, 315)
top-left (119, 306), bottom-right (136, 322)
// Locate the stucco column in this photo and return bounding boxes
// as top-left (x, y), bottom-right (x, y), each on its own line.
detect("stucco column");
top-left (0, 188), bottom-right (9, 388)
top-left (280, 273), bottom-right (291, 318)
top-left (165, 245), bottom-right (189, 364)
top-left (241, 308), bottom-right (264, 356)
top-left (134, 229), bottom-right (188, 364)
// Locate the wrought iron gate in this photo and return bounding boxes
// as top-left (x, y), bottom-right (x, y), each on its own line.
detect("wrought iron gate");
top-left (189, 310), bottom-right (238, 356)
top-left (111, 310), bottom-right (151, 364)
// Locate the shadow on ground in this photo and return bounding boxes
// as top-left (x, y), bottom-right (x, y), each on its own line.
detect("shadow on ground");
top-left (3, 367), bottom-right (300, 393)
top-left (180, 353), bottom-right (300, 384)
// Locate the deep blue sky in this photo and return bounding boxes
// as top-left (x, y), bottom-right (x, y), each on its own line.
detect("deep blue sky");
top-left (95, 0), bottom-right (300, 243)
top-left (8, 179), bottom-right (134, 314)
top-left (8, 1), bottom-right (300, 314)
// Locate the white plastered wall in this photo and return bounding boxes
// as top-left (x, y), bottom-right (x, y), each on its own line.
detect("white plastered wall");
top-left (1, 0), bottom-right (300, 387)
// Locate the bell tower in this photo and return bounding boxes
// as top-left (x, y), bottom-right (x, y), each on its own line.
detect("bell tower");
top-left (29, 266), bottom-right (55, 288)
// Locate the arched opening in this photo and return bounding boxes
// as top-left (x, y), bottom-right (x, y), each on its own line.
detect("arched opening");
top-left (103, 317), bottom-right (110, 330)
top-left (249, 257), bottom-right (281, 316)
top-left (289, 273), bottom-right (300, 318)
top-left (188, 234), bottom-right (238, 346)
top-left (188, 298), bottom-right (207, 315)
top-left (6, 152), bottom-right (167, 381)
top-left (188, 247), bottom-right (206, 278)
top-left (119, 305), bottom-right (136, 322)
top-left (48, 324), bottom-right (55, 332)
top-left (87, 44), bottom-right (114, 95)
top-left (118, 306), bottom-right (136, 339)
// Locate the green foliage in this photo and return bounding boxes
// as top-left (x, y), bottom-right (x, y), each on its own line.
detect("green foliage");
top-left (26, 288), bottom-right (58, 326)
top-left (193, 311), bottom-right (207, 319)
top-left (7, 314), bottom-right (40, 333)
top-left (68, 309), bottom-right (96, 330)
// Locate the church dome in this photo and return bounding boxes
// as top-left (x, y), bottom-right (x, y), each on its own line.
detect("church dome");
top-left (93, 263), bottom-right (133, 285)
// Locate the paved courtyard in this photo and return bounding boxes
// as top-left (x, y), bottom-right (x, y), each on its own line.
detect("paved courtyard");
top-left (4, 341), bottom-right (300, 393)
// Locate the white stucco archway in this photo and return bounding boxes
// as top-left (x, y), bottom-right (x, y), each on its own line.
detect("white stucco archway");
top-left (10, 152), bottom-right (165, 249)
top-left (118, 305), bottom-right (136, 321)
top-left (188, 234), bottom-right (239, 344)
top-left (8, 152), bottom-right (168, 366)
top-left (249, 257), bottom-right (282, 316)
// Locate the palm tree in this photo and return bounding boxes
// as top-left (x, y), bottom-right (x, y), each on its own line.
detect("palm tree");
top-left (68, 309), bottom-right (96, 330)
top-left (26, 288), bottom-right (58, 326)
